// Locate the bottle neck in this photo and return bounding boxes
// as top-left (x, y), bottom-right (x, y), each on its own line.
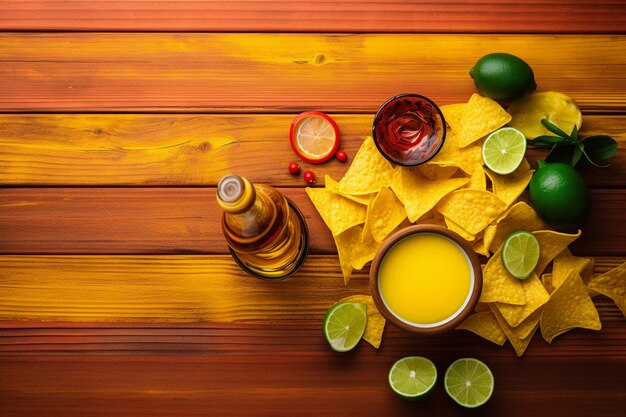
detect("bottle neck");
top-left (217, 175), bottom-right (257, 213)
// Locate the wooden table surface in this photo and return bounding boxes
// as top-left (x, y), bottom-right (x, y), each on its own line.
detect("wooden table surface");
top-left (1, 2), bottom-right (626, 416)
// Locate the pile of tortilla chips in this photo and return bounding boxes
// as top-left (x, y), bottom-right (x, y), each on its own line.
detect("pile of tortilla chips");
top-left (306, 93), bottom-right (626, 355)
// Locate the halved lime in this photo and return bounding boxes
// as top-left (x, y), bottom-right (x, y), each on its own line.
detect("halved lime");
top-left (482, 127), bottom-right (527, 175)
top-left (388, 356), bottom-right (437, 400)
top-left (501, 231), bottom-right (541, 279)
top-left (323, 302), bottom-right (367, 352)
top-left (444, 358), bottom-right (494, 408)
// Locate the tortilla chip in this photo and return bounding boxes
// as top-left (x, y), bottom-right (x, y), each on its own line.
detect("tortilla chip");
top-left (390, 168), bottom-right (468, 222)
top-left (495, 273), bottom-right (549, 327)
top-left (360, 195), bottom-right (376, 242)
top-left (533, 230), bottom-right (582, 276)
top-left (338, 136), bottom-right (393, 195)
top-left (552, 248), bottom-right (594, 288)
top-left (440, 103), bottom-right (466, 135)
top-left (479, 247), bottom-right (525, 305)
top-left (334, 227), bottom-right (357, 285)
top-left (416, 163), bottom-right (458, 181)
top-left (485, 160), bottom-right (534, 205)
top-left (491, 305), bottom-right (538, 357)
top-left (467, 167), bottom-right (487, 191)
top-left (325, 175), bottom-right (371, 205)
top-left (456, 311), bottom-right (507, 346)
top-left (437, 189), bottom-right (507, 234)
top-left (540, 270), bottom-right (601, 343)
top-left (444, 216), bottom-right (475, 242)
top-left (430, 130), bottom-right (483, 175)
top-left (352, 224), bottom-right (381, 270)
top-left (369, 186), bottom-right (407, 243)
top-left (306, 187), bottom-right (366, 236)
top-left (473, 239), bottom-right (490, 257)
top-left (541, 273), bottom-right (556, 295)
top-left (512, 308), bottom-right (543, 340)
top-left (588, 261), bottom-right (626, 317)
top-left (483, 202), bottom-right (548, 253)
top-left (458, 94), bottom-right (512, 148)
top-left (340, 294), bottom-right (386, 349)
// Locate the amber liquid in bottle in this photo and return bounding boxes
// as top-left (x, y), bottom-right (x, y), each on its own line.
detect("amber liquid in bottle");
top-left (217, 175), bottom-right (308, 279)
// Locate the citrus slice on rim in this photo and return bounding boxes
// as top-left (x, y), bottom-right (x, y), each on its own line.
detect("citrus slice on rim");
top-left (290, 111), bottom-right (340, 164)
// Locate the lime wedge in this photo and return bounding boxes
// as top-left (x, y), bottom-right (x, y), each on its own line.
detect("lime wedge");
top-left (482, 127), bottom-right (527, 175)
top-left (388, 356), bottom-right (437, 400)
top-left (501, 231), bottom-right (541, 279)
top-left (323, 302), bottom-right (367, 352)
top-left (444, 358), bottom-right (494, 408)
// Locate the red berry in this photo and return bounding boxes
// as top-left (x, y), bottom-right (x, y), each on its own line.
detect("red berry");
top-left (303, 170), bottom-right (316, 184)
top-left (288, 162), bottom-right (300, 175)
top-left (336, 150), bottom-right (348, 162)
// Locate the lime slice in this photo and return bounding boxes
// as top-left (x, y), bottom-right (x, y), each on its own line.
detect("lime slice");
top-left (482, 127), bottom-right (527, 175)
top-left (290, 111), bottom-right (340, 164)
top-left (388, 356), bottom-right (437, 400)
top-left (323, 302), bottom-right (367, 352)
top-left (508, 91), bottom-right (583, 139)
top-left (501, 231), bottom-right (541, 279)
top-left (444, 358), bottom-right (494, 408)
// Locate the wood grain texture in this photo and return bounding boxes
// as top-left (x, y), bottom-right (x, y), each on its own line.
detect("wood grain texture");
top-left (1, 352), bottom-right (624, 417)
top-left (1, 188), bottom-right (624, 255)
top-left (0, 255), bottom-right (624, 323)
top-left (2, 33), bottom-right (626, 112)
top-left (2, 0), bottom-right (626, 33)
top-left (1, 114), bottom-right (624, 186)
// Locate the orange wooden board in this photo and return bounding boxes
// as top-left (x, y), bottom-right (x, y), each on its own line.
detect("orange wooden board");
top-left (1, 34), bottom-right (626, 112)
top-left (2, 1), bottom-right (626, 33)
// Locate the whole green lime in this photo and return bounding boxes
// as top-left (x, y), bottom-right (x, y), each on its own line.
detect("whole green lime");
top-left (529, 161), bottom-right (589, 231)
top-left (469, 53), bottom-right (537, 102)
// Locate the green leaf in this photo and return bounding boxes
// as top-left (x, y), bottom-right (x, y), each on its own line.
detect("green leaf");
top-left (581, 135), bottom-right (618, 161)
top-left (570, 125), bottom-right (578, 142)
top-left (529, 135), bottom-right (567, 146)
top-left (546, 144), bottom-right (577, 165)
top-left (541, 119), bottom-right (572, 140)
top-left (580, 145), bottom-right (610, 168)
top-left (572, 145), bottom-right (583, 166)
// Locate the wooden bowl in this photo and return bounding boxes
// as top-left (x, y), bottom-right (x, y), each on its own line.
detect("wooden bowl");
top-left (369, 224), bottom-right (482, 335)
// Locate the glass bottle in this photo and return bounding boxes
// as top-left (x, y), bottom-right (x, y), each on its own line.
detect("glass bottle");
top-left (216, 174), bottom-right (309, 280)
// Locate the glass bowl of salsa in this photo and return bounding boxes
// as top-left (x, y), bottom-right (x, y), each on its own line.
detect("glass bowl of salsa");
top-left (372, 94), bottom-right (446, 166)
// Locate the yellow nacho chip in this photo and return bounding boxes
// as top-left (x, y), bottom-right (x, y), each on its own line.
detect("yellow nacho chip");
top-left (512, 308), bottom-right (543, 340)
top-left (491, 304), bottom-right (538, 357)
top-left (360, 195), bottom-right (376, 242)
top-left (369, 186), bottom-right (407, 243)
top-left (588, 261), bottom-right (626, 317)
top-left (430, 130), bottom-right (483, 175)
top-left (390, 168), bottom-right (468, 223)
top-left (338, 136), bottom-right (393, 195)
top-left (483, 202), bottom-right (548, 253)
top-left (533, 229), bottom-right (582, 276)
top-left (416, 163), bottom-right (458, 181)
top-left (440, 103), bottom-right (466, 135)
top-left (479, 247), bottom-right (525, 305)
top-left (352, 223), bottom-right (381, 270)
top-left (306, 187), bottom-right (366, 236)
top-left (540, 270), bottom-right (601, 343)
top-left (334, 227), bottom-right (357, 285)
top-left (325, 175), bottom-right (371, 205)
top-left (456, 311), bottom-right (507, 346)
top-left (552, 247), bottom-right (594, 288)
top-left (473, 239), bottom-right (490, 257)
top-left (340, 294), bottom-right (386, 349)
top-left (541, 273), bottom-right (556, 295)
top-left (467, 167), bottom-right (487, 191)
top-left (485, 159), bottom-right (534, 206)
top-left (495, 273), bottom-right (549, 327)
top-left (437, 189), bottom-right (507, 235)
top-left (458, 94), bottom-right (512, 148)
top-left (444, 216), bottom-right (475, 242)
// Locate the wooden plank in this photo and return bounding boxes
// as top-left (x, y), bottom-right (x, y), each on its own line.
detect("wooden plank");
top-left (1, 34), bottom-right (626, 112)
top-left (0, 255), bottom-right (623, 323)
top-left (1, 114), bottom-right (624, 186)
top-left (0, 188), bottom-right (624, 255)
top-left (2, 1), bottom-right (626, 33)
top-left (1, 353), bottom-right (624, 417)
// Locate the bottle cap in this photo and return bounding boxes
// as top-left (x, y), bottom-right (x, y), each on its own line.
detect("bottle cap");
top-left (217, 175), bottom-right (256, 213)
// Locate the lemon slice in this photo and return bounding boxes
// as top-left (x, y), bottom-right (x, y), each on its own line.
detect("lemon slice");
top-left (507, 91), bottom-right (582, 139)
top-left (290, 111), bottom-right (340, 163)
